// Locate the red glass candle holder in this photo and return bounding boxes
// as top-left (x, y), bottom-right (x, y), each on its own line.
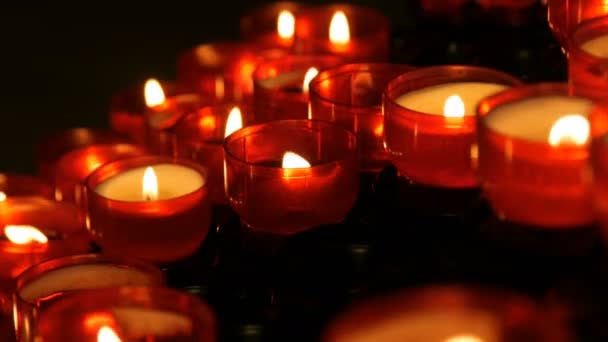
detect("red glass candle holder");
top-left (253, 54), bottom-right (345, 122)
top-left (36, 286), bottom-right (216, 342)
top-left (177, 42), bottom-right (288, 101)
top-left (0, 174), bottom-right (53, 199)
top-left (85, 156), bottom-right (211, 263)
top-left (13, 253), bottom-right (165, 342)
top-left (323, 286), bottom-right (572, 342)
top-left (35, 128), bottom-right (130, 181)
top-left (240, 2), bottom-right (305, 49)
top-left (548, 0), bottom-right (608, 50)
top-left (293, 4), bottom-right (390, 62)
top-left (476, 0), bottom-right (536, 9)
top-left (383, 65), bottom-right (522, 188)
top-left (477, 83), bottom-right (596, 228)
top-left (309, 63), bottom-right (415, 172)
top-left (53, 143), bottom-right (148, 205)
top-left (569, 16), bottom-right (608, 100)
top-left (172, 103), bottom-right (254, 205)
top-left (590, 103), bottom-right (608, 239)
top-left (224, 119), bottom-right (358, 235)
top-left (419, 0), bottom-right (470, 13)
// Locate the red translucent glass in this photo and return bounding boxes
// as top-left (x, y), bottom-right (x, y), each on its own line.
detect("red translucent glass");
top-left (224, 120), bottom-right (358, 235)
top-left (35, 128), bottom-right (130, 181)
top-left (476, 0), bottom-right (536, 9)
top-left (294, 4), bottom-right (390, 62)
top-left (590, 104), bottom-right (608, 238)
top-left (323, 286), bottom-right (573, 342)
top-left (240, 2), bottom-right (305, 49)
top-left (36, 286), bottom-right (215, 342)
top-left (547, 0), bottom-right (608, 49)
top-left (419, 0), bottom-right (470, 13)
top-left (309, 63), bottom-right (415, 172)
top-left (569, 15), bottom-right (608, 100)
top-left (53, 144), bottom-right (148, 205)
top-left (477, 83), bottom-right (594, 228)
top-left (172, 103), bottom-right (254, 205)
top-left (383, 65), bottom-right (522, 188)
top-left (253, 54), bottom-right (345, 122)
top-left (13, 254), bottom-right (165, 342)
top-left (0, 174), bottom-right (53, 199)
top-left (177, 42), bottom-right (288, 101)
top-left (84, 156), bottom-right (211, 263)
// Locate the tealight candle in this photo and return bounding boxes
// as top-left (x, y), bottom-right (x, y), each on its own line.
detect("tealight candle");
top-left (548, 0), bottom-right (608, 50)
top-left (240, 2), bottom-right (305, 48)
top-left (53, 143), bottom-right (147, 205)
top-left (177, 42), bottom-right (288, 101)
top-left (252, 54), bottom-right (344, 122)
top-left (383, 65), bottom-right (522, 188)
top-left (13, 254), bottom-right (164, 342)
top-left (477, 83), bottom-right (595, 228)
top-left (85, 156), bottom-right (211, 262)
top-left (569, 16), bottom-right (608, 100)
top-left (323, 286), bottom-right (570, 342)
top-left (172, 103), bottom-right (251, 205)
top-left (35, 286), bottom-right (216, 342)
top-left (224, 120), bottom-right (358, 235)
top-left (309, 63), bottom-right (415, 172)
top-left (294, 4), bottom-right (390, 62)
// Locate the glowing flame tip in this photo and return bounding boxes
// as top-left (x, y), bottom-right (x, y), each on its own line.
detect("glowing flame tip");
top-left (0, 191), bottom-right (6, 202)
top-left (302, 67), bottom-right (319, 93)
top-left (144, 78), bottom-right (166, 108)
top-left (97, 326), bottom-right (121, 342)
top-left (142, 167), bottom-right (159, 201)
top-left (277, 10), bottom-right (295, 39)
top-left (443, 95), bottom-right (466, 118)
top-left (549, 114), bottom-right (590, 146)
top-left (282, 152), bottom-right (311, 169)
top-left (329, 11), bottom-right (350, 44)
top-left (224, 107), bottom-right (243, 138)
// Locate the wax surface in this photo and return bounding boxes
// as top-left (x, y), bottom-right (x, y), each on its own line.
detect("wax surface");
top-left (111, 307), bottom-right (193, 338)
top-left (19, 264), bottom-right (155, 303)
top-left (95, 164), bottom-right (205, 201)
top-left (395, 82), bottom-right (510, 116)
top-left (581, 35), bottom-right (608, 58)
top-left (483, 95), bottom-right (592, 142)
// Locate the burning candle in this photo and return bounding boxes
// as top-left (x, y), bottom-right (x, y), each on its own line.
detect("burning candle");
top-left (35, 286), bottom-right (216, 342)
top-left (53, 144), bottom-right (147, 205)
top-left (309, 63), bottom-right (415, 172)
top-left (383, 65), bottom-right (522, 188)
top-left (224, 120), bottom-right (358, 235)
top-left (177, 42), bottom-right (287, 101)
top-left (294, 4), bottom-right (390, 62)
top-left (323, 286), bottom-right (570, 342)
top-left (13, 254), bottom-right (165, 342)
top-left (85, 156), bottom-right (211, 262)
top-left (172, 103), bottom-right (250, 205)
top-left (240, 2), bottom-right (304, 48)
top-left (477, 83), bottom-right (595, 228)
top-left (548, 0), bottom-right (608, 50)
top-left (569, 16), bottom-right (608, 100)
top-left (252, 55), bottom-right (345, 122)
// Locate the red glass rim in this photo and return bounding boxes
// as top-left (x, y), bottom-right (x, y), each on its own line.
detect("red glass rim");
top-left (85, 155), bottom-right (209, 204)
top-left (252, 54), bottom-right (344, 90)
top-left (15, 253), bottom-right (166, 304)
top-left (477, 82), bottom-right (599, 150)
top-left (310, 63), bottom-right (415, 109)
top-left (295, 4), bottom-right (389, 39)
top-left (570, 15), bottom-right (608, 63)
top-left (384, 65), bottom-right (523, 119)
top-left (223, 119), bottom-right (357, 169)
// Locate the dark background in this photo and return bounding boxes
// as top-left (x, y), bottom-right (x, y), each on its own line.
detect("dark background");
top-left (0, 1), bottom-right (415, 173)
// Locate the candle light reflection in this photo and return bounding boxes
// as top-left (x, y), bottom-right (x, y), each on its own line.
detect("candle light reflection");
top-left (548, 114), bottom-right (590, 146)
top-left (4, 225), bottom-right (48, 244)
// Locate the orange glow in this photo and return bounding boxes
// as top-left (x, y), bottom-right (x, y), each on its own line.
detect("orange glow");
top-left (443, 95), bottom-right (466, 118)
top-left (199, 115), bottom-right (217, 131)
top-left (277, 10), bottom-right (295, 39)
top-left (0, 191), bottom-right (6, 202)
top-left (239, 60), bottom-right (257, 94)
top-left (224, 107), bottom-right (243, 138)
top-left (215, 76), bottom-right (225, 100)
top-left (142, 167), bottom-right (159, 201)
top-left (374, 123), bottom-right (384, 137)
top-left (282, 152), bottom-right (311, 169)
top-left (144, 78), bottom-right (166, 108)
top-left (97, 326), bottom-right (121, 342)
top-left (329, 11), bottom-right (350, 45)
top-left (549, 114), bottom-right (590, 146)
top-left (444, 335), bottom-right (484, 342)
top-left (302, 67), bottom-right (319, 93)
top-left (4, 225), bottom-right (48, 244)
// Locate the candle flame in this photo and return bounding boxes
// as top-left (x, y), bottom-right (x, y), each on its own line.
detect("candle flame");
top-left (302, 67), bottom-right (319, 93)
top-left (144, 79), bottom-right (166, 108)
top-left (0, 191), bottom-right (6, 202)
top-left (443, 95), bottom-right (466, 118)
top-left (4, 225), bottom-right (48, 244)
top-left (277, 10), bottom-right (295, 39)
top-left (225, 107), bottom-right (244, 138)
top-left (142, 167), bottom-right (159, 201)
top-left (282, 152), bottom-right (311, 169)
top-left (444, 335), bottom-right (484, 342)
top-left (329, 11), bottom-right (350, 45)
top-left (549, 114), bottom-right (590, 146)
top-left (97, 326), bottom-right (122, 342)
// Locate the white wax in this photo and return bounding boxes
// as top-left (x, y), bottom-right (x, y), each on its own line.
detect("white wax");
top-left (19, 264), bottom-right (157, 303)
top-left (581, 35), bottom-right (608, 58)
top-left (395, 82), bottom-right (510, 116)
top-left (111, 307), bottom-right (192, 338)
top-left (257, 69), bottom-right (308, 89)
top-left (95, 164), bottom-right (205, 202)
top-left (483, 95), bottom-right (592, 142)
